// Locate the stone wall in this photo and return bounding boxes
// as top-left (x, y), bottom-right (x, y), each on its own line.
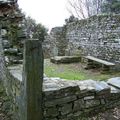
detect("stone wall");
top-left (66, 14), bottom-right (120, 63)
top-left (46, 27), bottom-right (68, 57)
top-left (43, 77), bottom-right (120, 120)
top-left (48, 14), bottom-right (120, 64)
top-left (0, 37), bottom-right (22, 120)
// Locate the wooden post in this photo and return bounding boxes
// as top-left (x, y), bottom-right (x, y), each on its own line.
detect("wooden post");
top-left (22, 39), bottom-right (43, 120)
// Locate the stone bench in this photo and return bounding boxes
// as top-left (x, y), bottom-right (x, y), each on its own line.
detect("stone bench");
top-left (84, 56), bottom-right (115, 72)
top-left (50, 56), bottom-right (81, 64)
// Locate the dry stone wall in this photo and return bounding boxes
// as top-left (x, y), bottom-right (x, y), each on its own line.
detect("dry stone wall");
top-left (45, 27), bottom-right (68, 57)
top-left (0, 37), bottom-right (21, 120)
top-left (66, 14), bottom-right (120, 63)
top-left (43, 77), bottom-right (120, 120)
top-left (48, 14), bottom-right (120, 64)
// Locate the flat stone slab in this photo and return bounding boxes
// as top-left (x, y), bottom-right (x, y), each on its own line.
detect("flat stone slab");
top-left (43, 78), bottom-right (78, 92)
top-left (50, 56), bottom-right (81, 64)
top-left (43, 79), bottom-right (110, 94)
top-left (8, 65), bottom-right (23, 81)
top-left (107, 77), bottom-right (120, 89)
top-left (84, 56), bottom-right (115, 66)
top-left (76, 80), bottom-right (110, 93)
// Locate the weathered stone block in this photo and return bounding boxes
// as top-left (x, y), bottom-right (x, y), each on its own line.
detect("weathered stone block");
top-left (84, 96), bottom-right (94, 100)
top-left (77, 91), bottom-right (95, 99)
top-left (74, 111), bottom-right (82, 118)
top-left (100, 99), bottom-right (106, 105)
top-left (50, 56), bottom-right (81, 64)
top-left (73, 99), bottom-right (85, 111)
top-left (44, 85), bottom-right (80, 101)
top-left (45, 96), bottom-right (77, 107)
top-left (59, 103), bottom-right (72, 115)
top-left (44, 107), bottom-right (59, 117)
top-left (85, 99), bottom-right (100, 108)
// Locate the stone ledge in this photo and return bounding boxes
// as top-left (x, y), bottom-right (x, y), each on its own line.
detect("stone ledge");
top-left (50, 56), bottom-right (81, 64)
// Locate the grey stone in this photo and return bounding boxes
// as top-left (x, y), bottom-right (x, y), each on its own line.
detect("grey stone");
top-left (8, 65), bottom-right (22, 81)
top-left (60, 103), bottom-right (72, 115)
top-left (44, 85), bottom-right (79, 101)
top-left (84, 96), bottom-right (94, 100)
top-left (109, 85), bottom-right (120, 93)
top-left (4, 48), bottom-right (18, 55)
top-left (77, 80), bottom-right (110, 94)
top-left (44, 107), bottom-right (58, 117)
top-left (100, 99), bottom-right (106, 105)
top-left (85, 99), bottom-right (100, 108)
top-left (74, 111), bottom-right (82, 117)
top-left (51, 56), bottom-right (81, 64)
top-left (107, 77), bottom-right (120, 89)
top-left (73, 99), bottom-right (85, 111)
top-left (45, 96), bottom-right (77, 107)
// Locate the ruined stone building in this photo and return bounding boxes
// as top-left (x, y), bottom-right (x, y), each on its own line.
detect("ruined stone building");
top-left (45, 14), bottom-right (120, 67)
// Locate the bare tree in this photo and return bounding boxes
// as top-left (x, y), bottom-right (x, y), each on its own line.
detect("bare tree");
top-left (67, 0), bottom-right (104, 19)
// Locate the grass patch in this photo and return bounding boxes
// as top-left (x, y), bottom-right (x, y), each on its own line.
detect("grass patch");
top-left (45, 65), bottom-right (86, 80)
top-left (44, 59), bottom-right (120, 81)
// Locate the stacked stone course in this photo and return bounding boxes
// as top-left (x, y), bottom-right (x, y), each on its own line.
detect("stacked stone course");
top-left (43, 78), bottom-right (120, 120)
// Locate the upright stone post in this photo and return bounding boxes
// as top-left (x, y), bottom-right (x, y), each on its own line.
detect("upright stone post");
top-left (22, 39), bottom-right (43, 120)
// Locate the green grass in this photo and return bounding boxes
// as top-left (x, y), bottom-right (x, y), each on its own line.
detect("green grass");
top-left (44, 65), bottom-right (86, 80)
top-left (44, 59), bottom-right (120, 81)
